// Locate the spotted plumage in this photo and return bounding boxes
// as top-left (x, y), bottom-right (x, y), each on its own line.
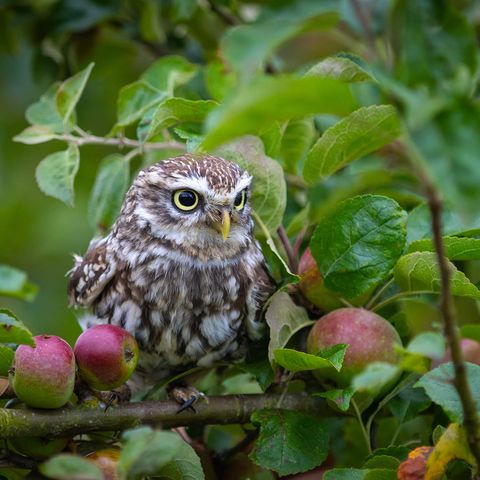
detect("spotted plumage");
top-left (68, 154), bottom-right (275, 383)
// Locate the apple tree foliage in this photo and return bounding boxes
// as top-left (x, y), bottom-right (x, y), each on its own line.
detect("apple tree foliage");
top-left (2, 0), bottom-right (480, 478)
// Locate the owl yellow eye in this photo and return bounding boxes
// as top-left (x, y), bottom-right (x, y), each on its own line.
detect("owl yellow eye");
top-left (173, 189), bottom-right (199, 211)
top-left (234, 189), bottom-right (247, 211)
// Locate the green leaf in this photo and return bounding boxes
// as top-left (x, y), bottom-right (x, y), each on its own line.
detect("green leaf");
top-left (314, 387), bottom-right (355, 412)
top-left (141, 55), bottom-right (196, 94)
top-left (394, 251), bottom-right (480, 299)
top-left (0, 309), bottom-right (34, 346)
top-left (117, 80), bottom-right (165, 127)
top-left (250, 409), bottom-right (329, 476)
top-left (279, 117), bottom-right (315, 174)
top-left (274, 344), bottom-right (347, 373)
top-left (460, 324), bottom-right (480, 342)
top-left (221, 2), bottom-right (338, 75)
top-left (13, 125), bottom-right (56, 144)
top-left (205, 59), bottom-right (237, 102)
top-left (352, 362), bottom-right (401, 395)
top-left (387, 383), bottom-right (431, 424)
top-left (407, 236), bottom-right (480, 260)
top-left (415, 362), bottom-right (480, 422)
top-left (363, 456), bottom-right (400, 470)
top-left (406, 332), bottom-right (445, 360)
top-left (264, 291), bottom-right (313, 365)
top-left (305, 54), bottom-right (374, 82)
top-left (55, 62), bottom-right (94, 124)
top-left (325, 469), bottom-right (397, 480)
top-left (0, 265), bottom-right (37, 301)
top-left (145, 98), bottom-right (217, 141)
top-left (201, 75), bottom-right (355, 151)
top-left (215, 136), bottom-right (286, 232)
top-left (88, 155), bottom-right (130, 232)
top-left (40, 454), bottom-right (103, 480)
top-left (303, 105), bottom-right (400, 183)
top-left (119, 427), bottom-right (183, 479)
top-left (406, 203), bottom-right (463, 245)
top-left (155, 440), bottom-right (205, 480)
top-left (25, 83), bottom-right (70, 134)
top-left (0, 345), bottom-right (14, 376)
top-left (311, 195), bottom-right (407, 298)
top-left (35, 145), bottom-right (80, 206)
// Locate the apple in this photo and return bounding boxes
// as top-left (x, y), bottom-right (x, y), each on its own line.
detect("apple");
top-left (74, 325), bottom-right (139, 391)
top-left (307, 308), bottom-right (401, 386)
top-left (298, 248), bottom-right (369, 311)
top-left (9, 335), bottom-right (75, 409)
top-left (432, 338), bottom-right (480, 368)
top-left (86, 448), bottom-right (120, 480)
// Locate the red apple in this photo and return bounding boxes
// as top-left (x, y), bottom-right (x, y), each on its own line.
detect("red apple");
top-left (307, 308), bottom-right (401, 386)
top-left (9, 335), bottom-right (75, 409)
top-left (432, 338), bottom-right (480, 368)
top-left (74, 325), bottom-right (139, 391)
top-left (298, 249), bottom-right (370, 311)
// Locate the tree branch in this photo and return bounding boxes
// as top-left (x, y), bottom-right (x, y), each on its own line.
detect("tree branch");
top-left (277, 225), bottom-right (298, 273)
top-left (0, 394), bottom-right (327, 438)
top-left (55, 132), bottom-right (186, 152)
top-left (402, 139), bottom-right (480, 465)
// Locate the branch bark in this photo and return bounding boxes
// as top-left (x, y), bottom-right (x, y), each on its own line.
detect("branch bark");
top-left (0, 394), bottom-right (326, 438)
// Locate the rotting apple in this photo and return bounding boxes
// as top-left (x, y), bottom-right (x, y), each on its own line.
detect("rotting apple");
top-left (85, 448), bottom-right (120, 480)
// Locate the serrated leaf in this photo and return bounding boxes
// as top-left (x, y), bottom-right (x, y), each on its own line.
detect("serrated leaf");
top-left (221, 2), bottom-right (338, 75)
top-left (0, 265), bottom-right (37, 301)
top-left (264, 291), bottom-right (313, 365)
top-left (215, 136), bottom-right (286, 232)
top-left (425, 423), bottom-right (477, 480)
top-left (35, 145), bottom-right (80, 206)
top-left (88, 154), bottom-right (130, 231)
top-left (305, 54), bottom-right (373, 82)
top-left (274, 345), bottom-right (347, 373)
top-left (55, 62), bottom-right (94, 124)
top-left (314, 387), bottom-right (355, 412)
top-left (155, 440), bottom-right (205, 480)
top-left (26, 83), bottom-right (70, 133)
top-left (141, 55), bottom-right (196, 93)
top-left (311, 195), bottom-right (407, 298)
top-left (119, 427), bottom-right (183, 479)
top-left (394, 251), bottom-right (480, 299)
top-left (201, 75), bottom-right (355, 151)
top-left (0, 345), bottom-right (14, 376)
top-left (279, 117), bottom-right (315, 174)
top-left (363, 456), bottom-right (400, 470)
top-left (415, 362), bottom-right (480, 422)
top-left (250, 409), bottom-right (329, 476)
top-left (352, 362), bottom-right (401, 395)
top-left (0, 309), bottom-right (34, 346)
top-left (407, 236), bottom-right (480, 260)
top-left (40, 454), bottom-right (103, 480)
top-left (145, 98), bottom-right (217, 141)
top-left (13, 125), bottom-right (56, 144)
top-left (303, 105), bottom-right (400, 183)
top-left (117, 80), bottom-right (165, 127)
top-left (324, 469), bottom-right (397, 480)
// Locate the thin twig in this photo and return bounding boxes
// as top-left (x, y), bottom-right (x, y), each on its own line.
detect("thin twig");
top-left (0, 394), bottom-right (327, 438)
top-left (54, 133), bottom-right (185, 152)
top-left (350, 0), bottom-right (377, 59)
top-left (292, 227), bottom-right (308, 260)
top-left (277, 225), bottom-right (298, 273)
top-left (205, 0), bottom-right (240, 26)
top-left (402, 138), bottom-right (480, 465)
top-left (351, 398), bottom-right (372, 455)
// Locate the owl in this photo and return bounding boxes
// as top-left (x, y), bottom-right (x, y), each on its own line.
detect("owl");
top-left (68, 154), bottom-right (275, 386)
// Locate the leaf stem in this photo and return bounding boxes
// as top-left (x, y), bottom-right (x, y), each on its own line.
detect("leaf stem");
top-left (366, 277), bottom-right (394, 310)
top-left (351, 398), bottom-right (372, 454)
top-left (371, 290), bottom-right (433, 312)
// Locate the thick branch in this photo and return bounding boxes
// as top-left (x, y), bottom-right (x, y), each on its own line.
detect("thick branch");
top-left (0, 394), bottom-right (326, 438)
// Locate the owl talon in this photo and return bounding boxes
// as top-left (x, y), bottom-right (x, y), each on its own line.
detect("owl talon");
top-left (169, 386), bottom-right (206, 414)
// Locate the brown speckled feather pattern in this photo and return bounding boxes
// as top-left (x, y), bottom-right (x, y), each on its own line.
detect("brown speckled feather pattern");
top-left (68, 155), bottom-right (275, 380)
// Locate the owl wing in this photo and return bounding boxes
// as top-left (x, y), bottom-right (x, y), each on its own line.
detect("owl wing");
top-left (67, 237), bottom-right (117, 308)
top-left (245, 260), bottom-right (276, 341)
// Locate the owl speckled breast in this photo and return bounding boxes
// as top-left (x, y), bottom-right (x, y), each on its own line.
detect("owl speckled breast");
top-left (68, 155), bottom-right (275, 378)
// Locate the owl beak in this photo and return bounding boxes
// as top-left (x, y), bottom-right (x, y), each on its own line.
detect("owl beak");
top-left (212, 209), bottom-right (231, 240)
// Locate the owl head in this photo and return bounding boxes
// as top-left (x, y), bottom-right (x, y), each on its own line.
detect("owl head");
top-left (131, 154), bottom-right (254, 250)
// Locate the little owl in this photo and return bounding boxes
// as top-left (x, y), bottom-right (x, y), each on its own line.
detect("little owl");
top-left (68, 154), bottom-right (275, 387)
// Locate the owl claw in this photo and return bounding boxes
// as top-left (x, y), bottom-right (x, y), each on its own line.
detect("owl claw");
top-left (169, 386), bottom-right (206, 414)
